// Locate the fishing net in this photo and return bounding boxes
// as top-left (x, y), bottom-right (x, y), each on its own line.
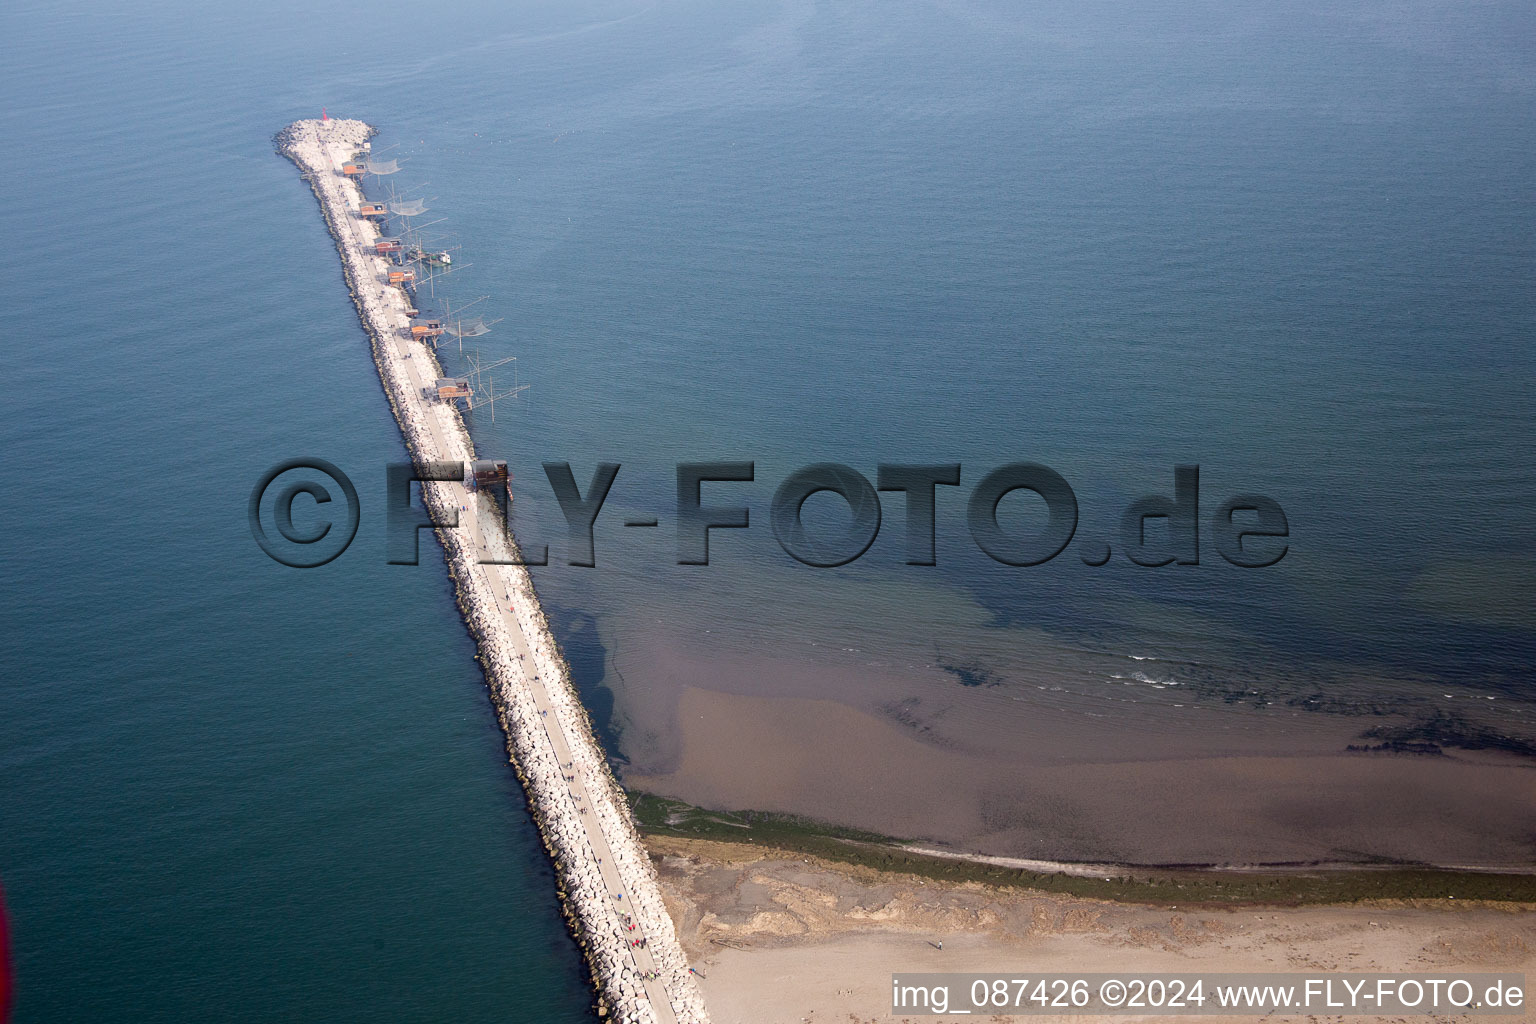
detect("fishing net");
top-left (445, 317), bottom-right (493, 338)
top-left (388, 199), bottom-right (429, 217)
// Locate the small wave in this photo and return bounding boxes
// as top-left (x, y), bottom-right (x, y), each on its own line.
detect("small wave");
top-left (1105, 671), bottom-right (1183, 691)
top-left (1044, 643), bottom-right (1202, 667)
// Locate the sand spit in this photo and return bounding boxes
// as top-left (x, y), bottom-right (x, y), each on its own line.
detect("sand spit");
top-left (650, 836), bottom-right (1536, 1024)
top-left (277, 118), bottom-right (708, 1024)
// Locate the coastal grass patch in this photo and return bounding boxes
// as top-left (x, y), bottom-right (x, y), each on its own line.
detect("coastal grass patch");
top-left (629, 792), bottom-right (1536, 906)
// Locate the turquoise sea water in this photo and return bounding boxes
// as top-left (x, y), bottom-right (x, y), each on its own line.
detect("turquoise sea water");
top-left (2, 0), bottom-right (1534, 1018)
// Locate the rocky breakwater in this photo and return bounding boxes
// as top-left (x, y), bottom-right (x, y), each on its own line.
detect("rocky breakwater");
top-left (277, 117), bottom-right (709, 1024)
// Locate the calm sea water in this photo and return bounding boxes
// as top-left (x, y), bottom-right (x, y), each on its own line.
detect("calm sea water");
top-left (2, 0), bottom-right (1533, 1018)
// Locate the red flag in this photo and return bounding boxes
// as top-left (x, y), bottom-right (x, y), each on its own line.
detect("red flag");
top-left (0, 879), bottom-right (12, 1024)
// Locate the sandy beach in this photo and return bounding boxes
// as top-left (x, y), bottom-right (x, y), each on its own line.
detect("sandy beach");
top-left (648, 836), bottom-right (1536, 1024)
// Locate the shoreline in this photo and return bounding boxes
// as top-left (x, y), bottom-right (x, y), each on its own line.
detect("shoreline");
top-left (277, 117), bottom-right (708, 1024)
top-left (632, 793), bottom-right (1536, 905)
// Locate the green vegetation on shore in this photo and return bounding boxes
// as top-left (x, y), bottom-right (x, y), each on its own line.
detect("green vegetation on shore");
top-left (629, 792), bottom-right (1536, 906)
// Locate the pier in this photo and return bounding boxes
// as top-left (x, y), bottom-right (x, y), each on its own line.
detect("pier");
top-left (278, 117), bottom-right (709, 1024)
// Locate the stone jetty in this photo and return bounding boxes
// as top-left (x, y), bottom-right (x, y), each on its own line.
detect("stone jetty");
top-left (277, 117), bottom-right (709, 1024)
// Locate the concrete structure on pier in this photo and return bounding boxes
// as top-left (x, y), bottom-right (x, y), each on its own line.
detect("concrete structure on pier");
top-left (467, 459), bottom-right (510, 494)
